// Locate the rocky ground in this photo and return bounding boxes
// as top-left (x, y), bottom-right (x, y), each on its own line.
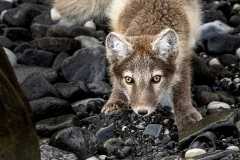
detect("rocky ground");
top-left (2, 0), bottom-right (240, 159)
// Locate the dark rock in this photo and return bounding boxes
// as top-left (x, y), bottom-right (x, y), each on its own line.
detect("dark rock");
top-left (203, 10), bottom-right (227, 24)
top-left (191, 54), bottom-right (230, 85)
top-left (54, 83), bottom-right (89, 102)
top-left (18, 3), bottom-right (50, 14)
top-left (80, 115), bottom-right (101, 125)
top-left (0, 27), bottom-right (31, 41)
top-left (32, 14), bottom-right (52, 25)
top-left (30, 23), bottom-right (48, 40)
top-left (189, 131), bottom-right (217, 152)
top-left (0, 1), bottom-right (12, 13)
top-left (96, 30), bottom-right (107, 41)
top-left (14, 42), bottom-right (33, 53)
top-left (195, 91), bottom-right (221, 106)
top-left (211, 2), bottom-right (232, 19)
top-left (14, 65), bottom-right (60, 84)
top-left (2, 7), bottom-right (41, 28)
top-left (45, 25), bottom-right (68, 37)
top-left (103, 138), bottom-right (124, 156)
top-left (179, 109), bottom-right (238, 149)
top-left (31, 37), bottom-right (81, 54)
top-left (52, 52), bottom-right (70, 71)
top-left (207, 35), bottom-right (240, 55)
top-left (143, 124), bottom-right (163, 138)
top-left (219, 54), bottom-right (239, 66)
top-left (36, 114), bottom-right (81, 138)
top-left (0, 35), bottom-right (13, 49)
top-left (49, 127), bottom-right (99, 160)
top-left (96, 123), bottom-right (118, 143)
top-left (230, 14), bottom-right (240, 27)
top-left (19, 49), bottom-right (57, 67)
top-left (193, 150), bottom-right (237, 160)
top-left (40, 143), bottom-right (78, 160)
top-left (192, 85), bottom-right (211, 94)
top-left (30, 97), bottom-right (74, 122)
top-left (61, 46), bottom-right (107, 83)
top-left (0, 45), bottom-right (40, 159)
top-left (67, 26), bottom-right (96, 38)
top-left (21, 74), bottom-right (61, 100)
top-left (88, 81), bottom-right (112, 97)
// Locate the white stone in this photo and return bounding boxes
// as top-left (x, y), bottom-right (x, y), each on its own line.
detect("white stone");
top-left (84, 20), bottom-right (96, 30)
top-left (213, 20), bottom-right (234, 34)
top-left (50, 8), bottom-right (61, 21)
top-left (233, 4), bottom-right (240, 11)
top-left (3, 47), bottom-right (17, 66)
top-left (1, 0), bottom-right (13, 3)
top-left (236, 48), bottom-right (240, 59)
top-left (163, 119), bottom-right (169, 124)
top-left (234, 78), bottom-right (240, 84)
top-left (185, 149), bottom-right (206, 158)
top-left (122, 126), bottom-right (127, 131)
top-left (236, 83), bottom-right (240, 89)
top-left (99, 155), bottom-right (107, 160)
top-left (227, 146), bottom-right (240, 151)
top-left (207, 101), bottom-right (231, 110)
top-left (209, 58), bottom-right (221, 66)
top-left (85, 156), bottom-right (99, 160)
top-left (1, 10), bottom-right (7, 22)
top-left (164, 129), bottom-right (170, 135)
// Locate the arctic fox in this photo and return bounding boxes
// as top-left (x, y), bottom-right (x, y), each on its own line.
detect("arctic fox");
top-left (53, 0), bottom-right (202, 130)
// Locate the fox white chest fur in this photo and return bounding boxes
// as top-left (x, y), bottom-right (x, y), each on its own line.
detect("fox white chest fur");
top-left (53, 0), bottom-right (202, 130)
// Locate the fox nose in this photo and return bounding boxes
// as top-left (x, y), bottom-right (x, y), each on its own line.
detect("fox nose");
top-left (137, 109), bottom-right (148, 116)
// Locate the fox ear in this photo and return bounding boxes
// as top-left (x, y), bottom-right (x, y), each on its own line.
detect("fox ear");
top-left (152, 28), bottom-right (178, 58)
top-left (106, 32), bottom-right (133, 61)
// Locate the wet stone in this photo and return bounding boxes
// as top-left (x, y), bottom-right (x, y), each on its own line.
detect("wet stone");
top-left (19, 49), bottom-right (57, 67)
top-left (96, 123), bottom-right (118, 143)
top-left (179, 109), bottom-right (238, 149)
top-left (21, 74), bottom-right (61, 100)
top-left (14, 65), bottom-right (60, 84)
top-left (49, 127), bottom-right (99, 160)
top-left (54, 83), bottom-right (89, 103)
top-left (31, 37), bottom-right (81, 54)
top-left (30, 97), bottom-right (74, 122)
top-left (189, 131), bottom-right (217, 152)
top-left (36, 114), bottom-right (81, 138)
top-left (61, 46), bottom-right (107, 84)
top-left (103, 138), bottom-right (124, 156)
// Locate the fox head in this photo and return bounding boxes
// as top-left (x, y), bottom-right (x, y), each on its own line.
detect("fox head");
top-left (106, 28), bottom-right (180, 116)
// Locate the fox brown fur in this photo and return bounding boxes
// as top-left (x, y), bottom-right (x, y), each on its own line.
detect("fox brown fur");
top-left (53, 0), bottom-right (202, 130)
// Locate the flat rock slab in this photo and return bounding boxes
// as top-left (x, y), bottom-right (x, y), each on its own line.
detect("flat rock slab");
top-left (179, 109), bottom-right (238, 149)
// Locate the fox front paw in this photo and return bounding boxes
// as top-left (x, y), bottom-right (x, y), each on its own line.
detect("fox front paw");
top-left (101, 100), bottom-right (129, 114)
top-left (176, 110), bottom-right (202, 131)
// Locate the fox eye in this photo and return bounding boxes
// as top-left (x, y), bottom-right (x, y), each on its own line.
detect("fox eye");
top-left (152, 75), bottom-right (161, 83)
top-left (125, 76), bottom-right (134, 84)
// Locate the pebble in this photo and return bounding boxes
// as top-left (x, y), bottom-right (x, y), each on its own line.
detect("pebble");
top-left (75, 35), bottom-right (102, 48)
top-left (236, 48), bottom-right (240, 58)
top-left (83, 20), bottom-right (96, 30)
top-left (209, 58), bottom-right (221, 66)
top-left (226, 146), bottom-right (240, 151)
top-left (0, 36), bottom-right (13, 49)
top-left (233, 4), bottom-right (240, 11)
top-left (143, 124), bottom-right (163, 138)
top-left (185, 148), bottom-right (206, 158)
top-left (233, 78), bottom-right (240, 84)
top-left (207, 101), bottom-right (231, 109)
top-left (99, 155), bottom-right (107, 160)
top-left (85, 156), bottom-right (99, 160)
top-left (3, 47), bottom-right (17, 66)
top-left (50, 7), bottom-right (61, 21)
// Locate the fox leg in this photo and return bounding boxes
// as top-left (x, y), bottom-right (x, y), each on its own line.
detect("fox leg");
top-left (172, 59), bottom-right (202, 131)
top-left (101, 85), bottom-right (130, 113)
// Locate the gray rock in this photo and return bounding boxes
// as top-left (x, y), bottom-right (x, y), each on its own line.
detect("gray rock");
top-left (30, 23), bottom-right (48, 40)
top-left (40, 143), bottom-right (78, 160)
top-left (87, 81), bottom-right (112, 97)
top-left (96, 123), bottom-right (118, 143)
top-left (103, 138), bottom-right (124, 156)
top-left (32, 14), bottom-right (53, 25)
top-left (61, 46), bottom-right (107, 84)
top-left (52, 52), bottom-right (70, 71)
top-left (219, 54), bottom-right (239, 66)
top-left (14, 65), bottom-right (60, 84)
top-left (0, 27), bottom-right (31, 41)
top-left (194, 91), bottom-right (221, 107)
top-left (21, 74), bottom-right (61, 100)
top-left (0, 35), bottom-right (13, 49)
top-left (19, 49), bottom-right (57, 67)
top-left (36, 114), bottom-right (81, 138)
top-left (75, 36), bottom-right (102, 48)
top-left (30, 97), bottom-right (74, 122)
top-left (3, 47), bottom-right (17, 66)
top-left (179, 109), bottom-right (238, 149)
top-left (49, 127), bottom-right (99, 160)
top-left (0, 1), bottom-right (12, 13)
top-left (143, 124), bottom-right (163, 138)
top-left (14, 42), bottom-right (33, 54)
top-left (67, 26), bottom-right (96, 38)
